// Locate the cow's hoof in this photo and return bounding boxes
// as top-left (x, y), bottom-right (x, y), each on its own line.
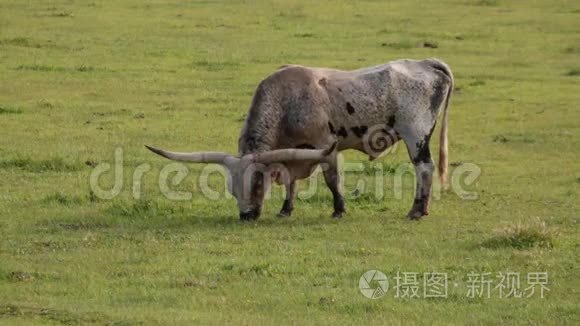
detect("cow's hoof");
top-left (331, 211), bottom-right (344, 219)
top-left (277, 210), bottom-right (292, 218)
top-left (406, 210), bottom-right (427, 220)
top-left (240, 210), bottom-right (260, 222)
top-left (240, 216), bottom-right (257, 222)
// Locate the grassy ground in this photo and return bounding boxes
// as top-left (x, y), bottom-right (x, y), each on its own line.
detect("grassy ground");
top-left (1, 0), bottom-right (579, 324)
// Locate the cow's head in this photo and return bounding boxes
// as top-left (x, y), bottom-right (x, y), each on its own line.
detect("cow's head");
top-left (145, 143), bottom-right (335, 221)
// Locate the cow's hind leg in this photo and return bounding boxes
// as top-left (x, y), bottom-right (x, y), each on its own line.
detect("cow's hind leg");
top-left (401, 128), bottom-right (436, 220)
top-left (277, 180), bottom-right (296, 217)
top-left (322, 158), bottom-right (345, 218)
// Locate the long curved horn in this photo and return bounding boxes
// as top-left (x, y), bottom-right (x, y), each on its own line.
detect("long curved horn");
top-left (145, 145), bottom-right (235, 164)
top-left (248, 141), bottom-right (337, 164)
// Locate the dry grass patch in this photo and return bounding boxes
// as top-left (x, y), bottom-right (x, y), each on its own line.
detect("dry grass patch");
top-left (482, 219), bottom-right (558, 249)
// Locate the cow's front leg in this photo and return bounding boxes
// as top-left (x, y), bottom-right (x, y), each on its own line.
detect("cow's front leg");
top-left (322, 160), bottom-right (345, 218)
top-left (277, 180), bottom-right (296, 217)
top-left (405, 139), bottom-right (434, 220)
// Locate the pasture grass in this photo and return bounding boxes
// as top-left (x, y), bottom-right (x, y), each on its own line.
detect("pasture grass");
top-left (0, 106), bottom-right (22, 115)
top-left (481, 219), bottom-right (558, 249)
top-left (0, 0), bottom-right (579, 324)
top-left (0, 157), bottom-right (82, 173)
top-left (565, 68), bottom-right (580, 76)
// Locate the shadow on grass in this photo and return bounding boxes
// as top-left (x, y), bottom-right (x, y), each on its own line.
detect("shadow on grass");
top-left (472, 0), bottom-right (499, 6)
top-left (0, 157), bottom-right (83, 172)
top-left (0, 106), bottom-right (23, 114)
top-left (565, 68), bottom-right (580, 76)
top-left (42, 192), bottom-right (85, 206)
top-left (0, 304), bottom-right (131, 325)
top-left (15, 64), bottom-right (99, 73)
top-left (191, 60), bottom-right (240, 72)
top-left (492, 132), bottom-right (542, 144)
top-left (0, 37), bottom-right (42, 48)
top-left (41, 197), bottom-right (345, 234)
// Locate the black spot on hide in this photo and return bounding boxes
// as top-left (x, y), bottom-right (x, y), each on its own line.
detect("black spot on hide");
top-left (346, 102), bottom-right (355, 114)
top-left (350, 126), bottom-right (368, 138)
top-left (387, 116), bottom-right (396, 128)
top-left (337, 127), bottom-right (348, 138)
top-left (296, 143), bottom-right (316, 149)
top-left (413, 131), bottom-right (435, 164)
top-left (430, 81), bottom-right (446, 113)
top-left (328, 121), bottom-right (336, 134)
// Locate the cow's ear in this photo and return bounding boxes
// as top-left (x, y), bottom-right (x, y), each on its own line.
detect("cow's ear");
top-left (323, 141), bottom-right (338, 155)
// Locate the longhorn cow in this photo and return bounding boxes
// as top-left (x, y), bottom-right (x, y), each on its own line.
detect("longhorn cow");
top-left (147, 58), bottom-right (454, 221)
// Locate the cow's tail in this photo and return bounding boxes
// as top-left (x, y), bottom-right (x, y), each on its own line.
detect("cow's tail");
top-left (428, 59), bottom-right (454, 190)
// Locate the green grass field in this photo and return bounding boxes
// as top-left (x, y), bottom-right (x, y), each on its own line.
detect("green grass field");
top-left (1, 0), bottom-right (579, 324)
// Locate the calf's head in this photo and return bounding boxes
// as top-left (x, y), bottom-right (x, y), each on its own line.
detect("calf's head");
top-left (145, 144), bottom-right (335, 221)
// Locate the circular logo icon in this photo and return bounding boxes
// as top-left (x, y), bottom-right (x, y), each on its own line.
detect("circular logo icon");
top-left (359, 270), bottom-right (389, 299)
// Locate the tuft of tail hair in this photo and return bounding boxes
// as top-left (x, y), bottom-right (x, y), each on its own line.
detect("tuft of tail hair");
top-left (428, 59), bottom-right (454, 190)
